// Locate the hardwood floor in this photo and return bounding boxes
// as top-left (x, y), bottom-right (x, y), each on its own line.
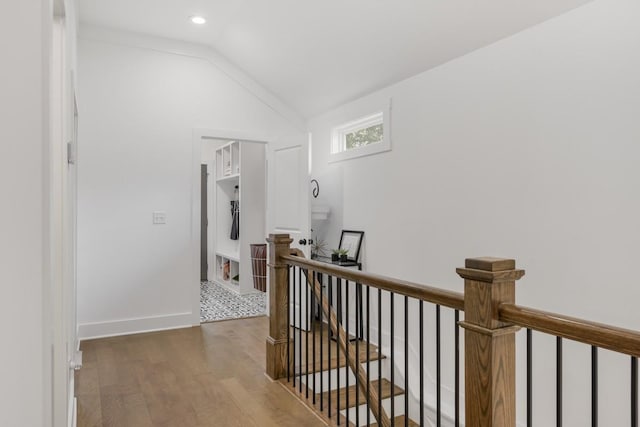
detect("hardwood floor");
top-left (76, 316), bottom-right (327, 427)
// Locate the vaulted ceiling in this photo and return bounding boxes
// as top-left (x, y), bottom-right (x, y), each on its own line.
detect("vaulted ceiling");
top-left (79, 0), bottom-right (590, 118)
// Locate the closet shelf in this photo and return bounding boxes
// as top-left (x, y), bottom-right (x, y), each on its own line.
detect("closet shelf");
top-left (217, 277), bottom-right (239, 287)
top-left (216, 173), bottom-right (240, 183)
top-left (216, 250), bottom-right (240, 262)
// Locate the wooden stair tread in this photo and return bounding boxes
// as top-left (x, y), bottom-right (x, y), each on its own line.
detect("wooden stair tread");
top-left (298, 320), bottom-right (382, 354)
top-left (370, 415), bottom-right (420, 427)
top-left (319, 378), bottom-right (404, 410)
top-left (296, 322), bottom-right (385, 375)
top-left (287, 322), bottom-right (401, 427)
top-left (298, 346), bottom-right (384, 374)
top-left (279, 378), bottom-right (350, 426)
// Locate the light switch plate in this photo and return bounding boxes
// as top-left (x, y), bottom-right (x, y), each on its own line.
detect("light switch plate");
top-left (153, 211), bottom-right (167, 224)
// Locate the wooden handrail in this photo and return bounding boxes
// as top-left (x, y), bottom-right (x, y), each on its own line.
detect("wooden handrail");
top-left (281, 254), bottom-right (465, 311)
top-left (499, 303), bottom-right (640, 357)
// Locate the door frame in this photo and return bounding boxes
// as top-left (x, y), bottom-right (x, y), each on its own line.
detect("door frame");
top-left (190, 128), bottom-right (273, 325)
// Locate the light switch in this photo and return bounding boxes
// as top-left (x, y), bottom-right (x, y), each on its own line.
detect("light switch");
top-left (153, 211), bottom-right (167, 224)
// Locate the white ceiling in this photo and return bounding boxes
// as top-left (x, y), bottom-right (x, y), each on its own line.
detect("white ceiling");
top-left (79, 0), bottom-right (590, 118)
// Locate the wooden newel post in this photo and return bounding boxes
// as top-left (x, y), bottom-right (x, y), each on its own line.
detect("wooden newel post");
top-left (265, 233), bottom-right (293, 380)
top-left (457, 257), bottom-right (525, 427)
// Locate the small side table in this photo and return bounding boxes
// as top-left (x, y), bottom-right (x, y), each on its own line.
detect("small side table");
top-left (312, 256), bottom-right (363, 340)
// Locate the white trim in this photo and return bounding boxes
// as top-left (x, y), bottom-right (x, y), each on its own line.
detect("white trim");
top-left (68, 396), bottom-right (76, 427)
top-left (196, 127), bottom-right (274, 144)
top-left (329, 98), bottom-right (392, 163)
top-left (77, 312), bottom-right (194, 340)
top-left (79, 24), bottom-right (306, 131)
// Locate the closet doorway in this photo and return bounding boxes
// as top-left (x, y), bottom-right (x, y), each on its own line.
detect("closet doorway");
top-left (197, 132), bottom-right (267, 323)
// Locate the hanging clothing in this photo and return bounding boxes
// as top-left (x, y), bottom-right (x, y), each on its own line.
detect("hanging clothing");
top-left (230, 200), bottom-right (240, 240)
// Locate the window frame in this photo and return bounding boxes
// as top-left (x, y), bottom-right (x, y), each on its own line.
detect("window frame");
top-left (329, 101), bottom-right (391, 163)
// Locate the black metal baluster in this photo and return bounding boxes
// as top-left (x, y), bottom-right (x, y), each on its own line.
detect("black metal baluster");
top-left (306, 268), bottom-right (310, 400)
top-left (592, 346), bottom-right (598, 427)
top-left (420, 301), bottom-right (424, 427)
top-left (328, 275), bottom-right (332, 419)
top-left (378, 289), bottom-right (382, 426)
top-left (358, 283), bottom-right (364, 339)
top-left (632, 357), bottom-right (638, 427)
top-left (367, 285), bottom-right (371, 427)
top-left (391, 292), bottom-right (395, 426)
top-left (299, 267), bottom-right (303, 394)
top-left (346, 280), bottom-right (350, 426)
top-left (355, 281), bottom-right (360, 427)
top-left (292, 266), bottom-right (296, 388)
top-left (337, 277), bottom-right (341, 425)
top-left (455, 309), bottom-right (460, 427)
top-left (527, 328), bottom-right (532, 427)
top-left (337, 277), bottom-right (343, 328)
top-left (320, 272), bottom-right (324, 411)
top-left (557, 337), bottom-right (563, 427)
top-left (287, 266), bottom-right (291, 383)
top-left (437, 304), bottom-right (441, 427)
top-left (404, 296), bottom-right (409, 427)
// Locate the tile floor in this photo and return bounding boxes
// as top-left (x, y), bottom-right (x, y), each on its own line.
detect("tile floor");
top-left (200, 281), bottom-right (266, 323)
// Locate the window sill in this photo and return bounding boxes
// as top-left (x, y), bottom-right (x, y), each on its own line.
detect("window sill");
top-left (328, 141), bottom-right (391, 163)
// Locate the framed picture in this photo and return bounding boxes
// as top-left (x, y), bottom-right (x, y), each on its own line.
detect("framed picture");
top-left (339, 230), bottom-right (364, 262)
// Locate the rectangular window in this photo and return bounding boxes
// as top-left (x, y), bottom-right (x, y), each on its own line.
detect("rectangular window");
top-left (330, 101), bottom-right (391, 162)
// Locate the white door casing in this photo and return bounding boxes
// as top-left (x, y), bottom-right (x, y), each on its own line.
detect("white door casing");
top-left (52, 15), bottom-right (79, 427)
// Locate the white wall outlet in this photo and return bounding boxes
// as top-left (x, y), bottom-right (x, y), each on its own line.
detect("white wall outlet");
top-left (153, 211), bottom-right (167, 224)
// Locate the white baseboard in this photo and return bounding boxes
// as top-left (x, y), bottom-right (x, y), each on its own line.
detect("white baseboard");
top-left (68, 396), bottom-right (76, 427)
top-left (78, 312), bottom-right (195, 340)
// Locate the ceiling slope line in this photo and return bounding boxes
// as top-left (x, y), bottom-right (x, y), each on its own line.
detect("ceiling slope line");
top-left (78, 24), bottom-right (307, 132)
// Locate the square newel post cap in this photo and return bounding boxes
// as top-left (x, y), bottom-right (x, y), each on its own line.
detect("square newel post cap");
top-left (266, 234), bottom-right (294, 244)
top-left (266, 234), bottom-right (294, 268)
top-left (456, 257), bottom-right (525, 283)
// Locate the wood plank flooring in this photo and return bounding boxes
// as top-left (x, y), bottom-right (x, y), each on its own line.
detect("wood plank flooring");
top-left (76, 316), bottom-right (327, 427)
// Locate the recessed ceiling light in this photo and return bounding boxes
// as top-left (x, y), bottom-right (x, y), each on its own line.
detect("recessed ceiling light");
top-left (190, 16), bottom-right (206, 25)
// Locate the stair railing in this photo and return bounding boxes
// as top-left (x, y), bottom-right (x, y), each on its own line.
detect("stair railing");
top-left (265, 234), bottom-right (640, 427)
top-left (292, 247), bottom-right (392, 427)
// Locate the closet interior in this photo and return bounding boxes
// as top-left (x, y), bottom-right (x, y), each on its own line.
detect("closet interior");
top-left (201, 138), bottom-right (266, 294)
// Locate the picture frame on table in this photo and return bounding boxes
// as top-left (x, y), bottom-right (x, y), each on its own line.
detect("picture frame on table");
top-left (338, 230), bottom-right (364, 262)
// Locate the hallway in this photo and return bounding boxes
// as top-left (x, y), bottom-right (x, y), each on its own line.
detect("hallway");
top-left (76, 317), bottom-right (324, 426)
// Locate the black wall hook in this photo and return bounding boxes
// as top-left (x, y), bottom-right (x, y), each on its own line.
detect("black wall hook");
top-left (311, 179), bottom-right (319, 198)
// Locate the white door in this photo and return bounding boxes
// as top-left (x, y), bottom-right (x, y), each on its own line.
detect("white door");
top-left (266, 132), bottom-right (312, 330)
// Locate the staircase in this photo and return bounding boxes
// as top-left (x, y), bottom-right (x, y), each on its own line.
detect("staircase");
top-left (268, 235), bottom-right (640, 427)
top-left (281, 320), bottom-right (420, 427)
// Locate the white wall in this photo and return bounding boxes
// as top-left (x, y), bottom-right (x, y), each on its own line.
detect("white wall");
top-left (77, 27), bottom-right (304, 338)
top-left (309, 0), bottom-right (640, 425)
top-left (0, 1), bottom-right (51, 426)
